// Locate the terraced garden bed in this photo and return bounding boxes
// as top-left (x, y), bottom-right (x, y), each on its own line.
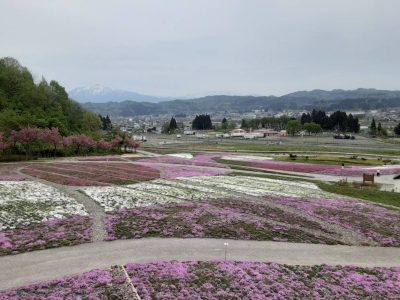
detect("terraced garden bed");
top-left (81, 175), bottom-right (400, 247)
top-left (21, 162), bottom-right (161, 185)
top-left (0, 181), bottom-right (90, 255)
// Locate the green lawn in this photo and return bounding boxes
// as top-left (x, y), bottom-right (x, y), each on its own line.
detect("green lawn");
top-left (231, 171), bottom-right (400, 209)
top-left (317, 182), bottom-right (400, 208)
top-left (215, 157), bottom-right (312, 178)
top-left (229, 172), bottom-right (309, 182)
top-left (274, 155), bottom-right (387, 166)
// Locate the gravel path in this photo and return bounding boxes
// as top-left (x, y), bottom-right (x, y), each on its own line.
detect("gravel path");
top-left (1, 238), bottom-right (400, 291)
top-left (16, 167), bottom-right (107, 242)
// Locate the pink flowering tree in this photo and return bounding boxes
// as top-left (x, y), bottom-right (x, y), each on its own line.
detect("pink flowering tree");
top-left (123, 137), bottom-right (140, 153)
top-left (111, 136), bottom-right (123, 152)
top-left (63, 134), bottom-right (94, 154)
top-left (9, 127), bottom-right (42, 157)
top-left (42, 128), bottom-right (63, 156)
top-left (96, 139), bottom-right (112, 151)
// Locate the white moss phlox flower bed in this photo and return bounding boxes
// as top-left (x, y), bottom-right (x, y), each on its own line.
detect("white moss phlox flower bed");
top-left (81, 176), bottom-right (335, 212)
top-left (0, 181), bottom-right (88, 230)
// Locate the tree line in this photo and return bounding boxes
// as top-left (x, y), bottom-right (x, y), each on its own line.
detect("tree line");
top-left (300, 110), bottom-right (360, 133)
top-left (241, 116), bottom-right (290, 130)
top-left (192, 114), bottom-right (213, 130)
top-left (0, 127), bottom-right (140, 161)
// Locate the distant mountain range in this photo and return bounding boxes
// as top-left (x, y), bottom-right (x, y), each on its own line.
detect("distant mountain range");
top-left (69, 85), bottom-right (168, 103)
top-left (80, 88), bottom-right (400, 117)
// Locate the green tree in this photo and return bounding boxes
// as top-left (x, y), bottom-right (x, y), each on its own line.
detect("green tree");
top-left (169, 117), bottom-right (178, 131)
top-left (370, 118), bottom-right (377, 136)
top-left (241, 119), bottom-right (249, 129)
top-left (394, 122), bottom-right (400, 136)
top-left (221, 118), bottom-right (227, 130)
top-left (192, 115), bottom-right (212, 130)
top-left (303, 122), bottom-right (321, 135)
top-left (0, 57), bottom-right (101, 134)
top-left (287, 120), bottom-right (302, 136)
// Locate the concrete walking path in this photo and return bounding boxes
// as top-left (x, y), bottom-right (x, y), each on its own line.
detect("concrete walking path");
top-left (1, 238), bottom-right (400, 291)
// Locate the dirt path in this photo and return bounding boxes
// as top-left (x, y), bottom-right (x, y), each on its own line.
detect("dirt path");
top-left (16, 167), bottom-right (107, 242)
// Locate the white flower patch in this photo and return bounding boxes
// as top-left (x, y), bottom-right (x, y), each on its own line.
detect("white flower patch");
top-left (81, 186), bottom-right (180, 212)
top-left (0, 181), bottom-right (88, 230)
top-left (167, 153), bottom-right (193, 159)
top-left (221, 155), bottom-right (273, 161)
top-left (209, 176), bottom-right (330, 197)
top-left (178, 176), bottom-right (335, 199)
top-left (81, 175), bottom-right (336, 213)
top-left (178, 177), bottom-right (269, 197)
top-left (126, 183), bottom-right (210, 201)
top-left (152, 179), bottom-right (233, 198)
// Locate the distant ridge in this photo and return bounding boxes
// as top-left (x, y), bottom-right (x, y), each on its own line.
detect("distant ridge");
top-left (81, 88), bottom-right (400, 117)
top-left (69, 84), bottom-right (168, 103)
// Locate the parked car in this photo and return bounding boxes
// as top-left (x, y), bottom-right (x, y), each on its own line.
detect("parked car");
top-left (334, 134), bottom-right (355, 140)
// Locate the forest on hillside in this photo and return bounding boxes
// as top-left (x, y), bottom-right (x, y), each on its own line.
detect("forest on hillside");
top-left (0, 57), bottom-right (101, 135)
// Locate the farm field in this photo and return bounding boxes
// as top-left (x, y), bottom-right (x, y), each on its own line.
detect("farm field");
top-left (1, 151), bottom-right (400, 297)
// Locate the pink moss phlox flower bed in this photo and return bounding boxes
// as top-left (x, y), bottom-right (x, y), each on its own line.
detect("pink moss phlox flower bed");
top-left (0, 269), bottom-right (126, 299)
top-left (320, 165), bottom-right (400, 176)
top-left (126, 260), bottom-right (400, 299)
top-left (3, 262), bottom-right (399, 299)
top-left (0, 175), bottom-right (26, 181)
top-left (75, 155), bottom-right (125, 161)
top-left (21, 162), bottom-right (160, 185)
top-left (137, 153), bottom-right (226, 168)
top-left (0, 163), bottom-right (28, 180)
top-left (104, 199), bottom-right (341, 244)
top-left (241, 159), bottom-right (400, 176)
top-left (271, 196), bottom-right (400, 247)
top-left (0, 215), bottom-right (91, 256)
top-left (137, 162), bottom-right (230, 178)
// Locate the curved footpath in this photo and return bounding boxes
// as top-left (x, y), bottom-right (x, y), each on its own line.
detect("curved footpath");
top-left (1, 238), bottom-right (400, 291)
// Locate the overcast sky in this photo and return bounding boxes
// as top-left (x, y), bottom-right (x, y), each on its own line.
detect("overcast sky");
top-left (1, 0), bottom-right (400, 97)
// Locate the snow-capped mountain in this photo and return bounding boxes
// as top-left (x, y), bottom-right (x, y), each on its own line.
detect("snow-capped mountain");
top-left (69, 85), bottom-right (168, 103)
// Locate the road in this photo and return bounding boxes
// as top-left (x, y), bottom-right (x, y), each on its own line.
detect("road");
top-left (1, 238), bottom-right (400, 291)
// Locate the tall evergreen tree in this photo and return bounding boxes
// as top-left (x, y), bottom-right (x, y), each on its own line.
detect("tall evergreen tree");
top-left (394, 122), bottom-right (400, 136)
top-left (300, 113), bottom-right (312, 125)
top-left (169, 117), bottom-right (178, 131)
top-left (192, 114), bottom-right (212, 130)
top-left (370, 118), bottom-right (377, 135)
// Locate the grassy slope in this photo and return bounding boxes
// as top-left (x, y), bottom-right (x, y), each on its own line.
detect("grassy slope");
top-left (317, 182), bottom-right (400, 208)
top-left (274, 155), bottom-right (386, 166)
top-left (230, 172), bottom-right (310, 182)
top-left (230, 172), bottom-right (400, 208)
